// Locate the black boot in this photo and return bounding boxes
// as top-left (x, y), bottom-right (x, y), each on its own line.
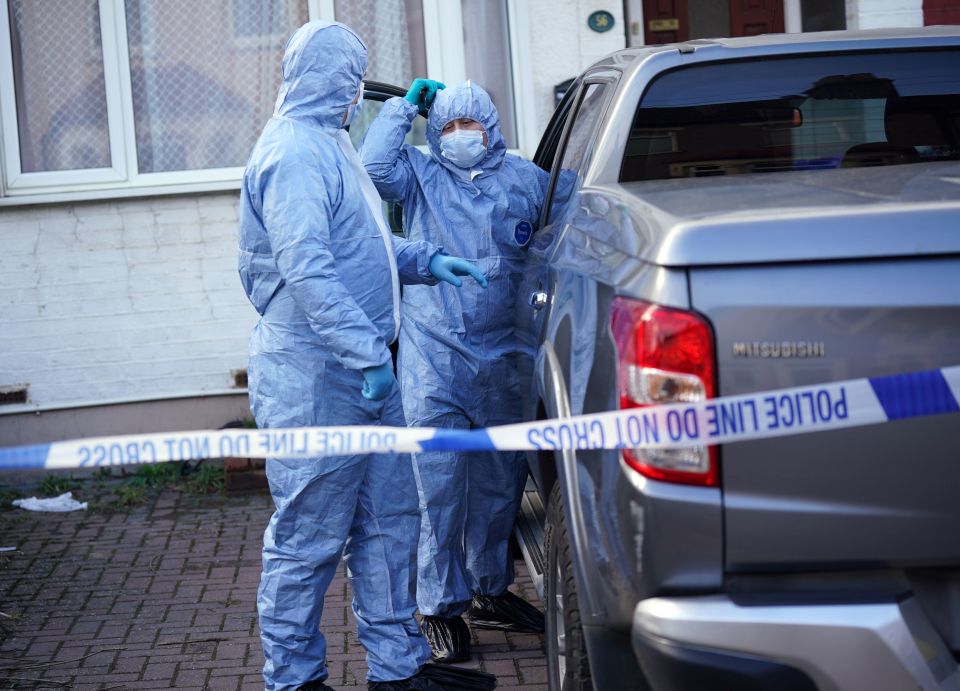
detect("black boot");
top-left (298, 681), bottom-right (334, 690)
top-left (419, 615), bottom-right (471, 663)
top-left (368, 663), bottom-right (497, 690)
top-left (467, 591), bottom-right (544, 633)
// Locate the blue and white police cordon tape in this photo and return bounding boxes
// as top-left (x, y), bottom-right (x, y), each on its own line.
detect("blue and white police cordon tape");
top-left (2, 366), bottom-right (958, 471)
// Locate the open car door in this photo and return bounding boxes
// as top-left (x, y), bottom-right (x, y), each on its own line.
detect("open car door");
top-left (346, 80), bottom-right (428, 235)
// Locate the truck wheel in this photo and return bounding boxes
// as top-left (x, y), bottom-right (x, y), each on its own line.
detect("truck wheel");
top-left (545, 482), bottom-right (593, 691)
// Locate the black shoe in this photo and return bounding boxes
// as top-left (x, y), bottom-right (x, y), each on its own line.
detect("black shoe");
top-left (368, 663), bottom-right (497, 690)
top-left (419, 615), bottom-right (471, 663)
top-left (467, 591), bottom-right (544, 633)
top-left (298, 681), bottom-right (334, 690)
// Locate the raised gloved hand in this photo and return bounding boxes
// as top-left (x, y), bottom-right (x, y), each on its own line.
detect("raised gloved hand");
top-left (404, 78), bottom-right (446, 110)
top-left (361, 362), bottom-right (396, 401)
top-left (429, 254), bottom-right (488, 289)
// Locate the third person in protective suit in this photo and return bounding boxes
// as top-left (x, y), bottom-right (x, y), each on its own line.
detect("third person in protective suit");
top-left (361, 79), bottom-right (550, 663)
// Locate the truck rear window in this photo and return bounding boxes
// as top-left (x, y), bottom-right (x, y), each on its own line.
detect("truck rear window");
top-left (620, 49), bottom-right (960, 181)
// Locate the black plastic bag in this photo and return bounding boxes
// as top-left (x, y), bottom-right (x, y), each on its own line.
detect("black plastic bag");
top-left (468, 591), bottom-right (544, 633)
top-left (420, 615), bottom-right (471, 663)
top-left (369, 663), bottom-right (497, 690)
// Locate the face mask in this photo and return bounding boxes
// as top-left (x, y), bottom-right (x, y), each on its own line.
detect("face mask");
top-left (440, 129), bottom-right (486, 168)
top-left (343, 82), bottom-right (364, 127)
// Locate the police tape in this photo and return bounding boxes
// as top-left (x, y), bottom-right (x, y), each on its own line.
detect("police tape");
top-left (1, 366), bottom-right (958, 471)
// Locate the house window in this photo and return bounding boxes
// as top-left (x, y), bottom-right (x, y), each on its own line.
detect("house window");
top-left (0, 0), bottom-right (308, 194)
top-left (332, 0), bottom-right (427, 85)
top-left (801, 0), bottom-right (846, 31)
top-left (8, 0), bottom-right (112, 173)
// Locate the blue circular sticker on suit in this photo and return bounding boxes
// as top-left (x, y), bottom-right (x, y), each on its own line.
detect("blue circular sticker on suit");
top-left (514, 220), bottom-right (533, 246)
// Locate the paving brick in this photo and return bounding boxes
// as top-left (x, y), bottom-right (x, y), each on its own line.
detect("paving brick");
top-left (216, 641), bottom-right (248, 660)
top-left (52, 644), bottom-right (92, 662)
top-left (519, 663), bottom-right (549, 685)
top-left (142, 661), bottom-right (179, 680)
top-left (82, 647), bottom-right (121, 668)
top-left (80, 671), bottom-right (143, 684)
top-left (68, 618), bottom-right (103, 636)
top-left (112, 653), bottom-right (147, 674)
top-left (482, 657), bottom-right (519, 676)
top-left (24, 638), bottom-right (61, 657)
top-left (206, 675), bottom-right (242, 691)
top-left (162, 606), bottom-right (197, 625)
top-left (66, 683), bottom-right (105, 691)
top-left (125, 626), bottom-right (160, 644)
top-left (209, 664), bottom-right (266, 676)
top-left (42, 616), bottom-right (76, 636)
top-left (175, 666), bottom-right (211, 686)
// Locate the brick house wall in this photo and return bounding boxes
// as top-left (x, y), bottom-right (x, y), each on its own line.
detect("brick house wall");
top-left (846, 0), bottom-right (924, 28)
top-left (0, 193), bottom-right (256, 444)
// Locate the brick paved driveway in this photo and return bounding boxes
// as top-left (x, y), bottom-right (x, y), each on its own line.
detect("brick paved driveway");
top-left (0, 480), bottom-right (547, 690)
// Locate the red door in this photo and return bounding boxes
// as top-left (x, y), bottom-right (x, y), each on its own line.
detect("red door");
top-left (729, 0), bottom-right (784, 36)
top-left (924, 0), bottom-right (960, 24)
top-left (643, 0), bottom-right (689, 44)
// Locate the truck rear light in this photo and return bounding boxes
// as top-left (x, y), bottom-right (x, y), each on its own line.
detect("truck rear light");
top-left (611, 297), bottom-right (718, 487)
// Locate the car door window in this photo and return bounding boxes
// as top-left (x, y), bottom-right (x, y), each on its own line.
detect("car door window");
top-left (543, 82), bottom-right (609, 226)
top-left (534, 78), bottom-right (581, 172)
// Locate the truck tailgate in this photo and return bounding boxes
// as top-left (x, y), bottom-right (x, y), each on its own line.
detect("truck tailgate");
top-left (689, 256), bottom-right (960, 571)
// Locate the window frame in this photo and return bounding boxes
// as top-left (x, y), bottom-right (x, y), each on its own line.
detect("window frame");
top-left (0, 0), bottom-right (131, 190)
top-left (0, 0), bottom-right (292, 200)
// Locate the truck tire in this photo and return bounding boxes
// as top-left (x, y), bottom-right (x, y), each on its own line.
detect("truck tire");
top-left (545, 482), bottom-right (593, 691)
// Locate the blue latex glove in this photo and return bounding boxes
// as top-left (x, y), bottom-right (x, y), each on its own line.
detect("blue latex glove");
top-left (361, 362), bottom-right (396, 401)
top-left (404, 78), bottom-right (446, 110)
top-left (428, 254), bottom-right (488, 289)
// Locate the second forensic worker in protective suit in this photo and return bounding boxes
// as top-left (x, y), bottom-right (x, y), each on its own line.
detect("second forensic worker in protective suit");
top-left (361, 80), bottom-right (550, 663)
top-left (238, 23), bottom-right (494, 691)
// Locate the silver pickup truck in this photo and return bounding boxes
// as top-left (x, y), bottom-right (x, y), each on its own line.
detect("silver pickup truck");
top-left (512, 27), bottom-right (960, 691)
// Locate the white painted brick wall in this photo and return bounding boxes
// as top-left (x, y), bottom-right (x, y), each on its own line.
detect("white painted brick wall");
top-left (0, 193), bottom-right (258, 412)
top-left (847, 0), bottom-right (924, 29)
top-left (526, 0), bottom-right (626, 135)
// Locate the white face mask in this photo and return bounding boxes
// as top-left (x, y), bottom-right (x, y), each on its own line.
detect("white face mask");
top-left (343, 82), bottom-right (364, 127)
top-left (440, 129), bottom-right (486, 168)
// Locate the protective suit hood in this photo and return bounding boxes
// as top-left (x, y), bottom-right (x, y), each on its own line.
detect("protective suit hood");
top-left (427, 81), bottom-right (506, 178)
top-left (274, 20), bottom-right (366, 129)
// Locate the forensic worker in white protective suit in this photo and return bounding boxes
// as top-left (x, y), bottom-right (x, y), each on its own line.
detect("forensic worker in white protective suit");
top-left (361, 79), bottom-right (554, 664)
top-left (238, 21), bottom-right (496, 691)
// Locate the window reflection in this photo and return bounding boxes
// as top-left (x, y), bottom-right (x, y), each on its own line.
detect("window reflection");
top-left (9, 0), bottom-right (111, 172)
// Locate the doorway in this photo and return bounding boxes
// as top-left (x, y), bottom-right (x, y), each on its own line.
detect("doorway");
top-left (640, 0), bottom-right (785, 44)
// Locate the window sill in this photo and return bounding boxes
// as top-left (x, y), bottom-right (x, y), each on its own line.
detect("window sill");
top-left (0, 388), bottom-right (248, 416)
top-left (0, 178), bottom-right (243, 208)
